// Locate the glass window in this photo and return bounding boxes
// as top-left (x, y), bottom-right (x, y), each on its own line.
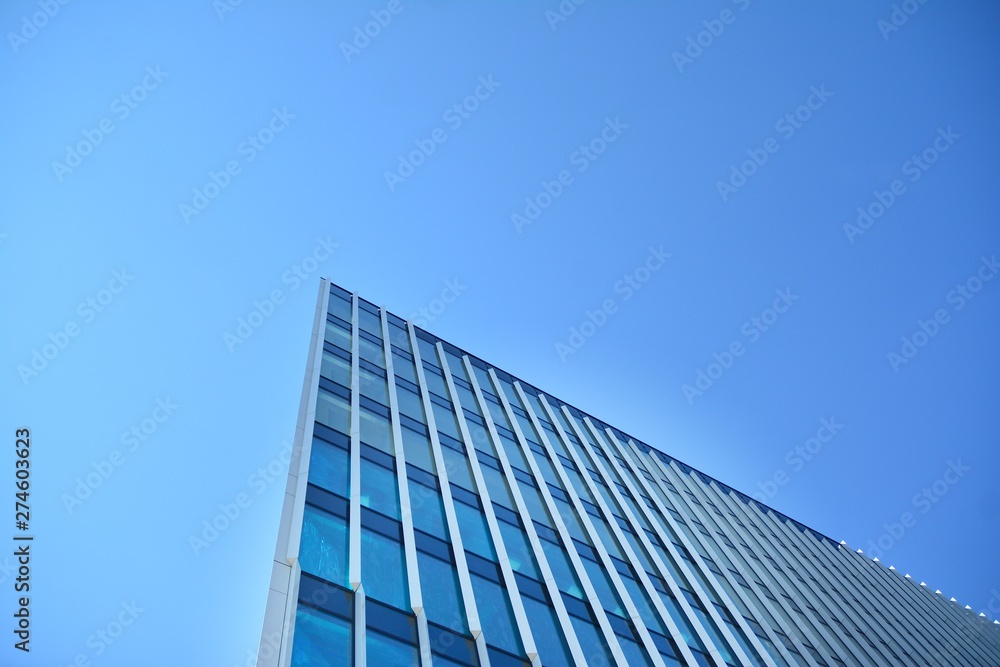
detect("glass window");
top-left (453, 382), bottom-right (480, 414)
top-left (516, 480), bottom-right (552, 529)
top-left (417, 337), bottom-right (439, 366)
top-left (316, 389), bottom-right (350, 435)
top-left (361, 458), bottom-right (400, 519)
top-left (482, 464), bottom-right (513, 508)
top-left (485, 398), bottom-right (511, 431)
top-left (300, 506), bottom-right (349, 587)
top-left (388, 322), bottom-right (410, 352)
top-left (366, 630), bottom-right (418, 666)
top-left (401, 427), bottom-right (435, 473)
top-left (444, 350), bottom-right (468, 381)
top-left (424, 368), bottom-right (450, 399)
top-left (441, 446), bottom-right (476, 492)
top-left (553, 499), bottom-right (586, 543)
top-left (329, 295), bottom-right (352, 323)
top-left (392, 351), bottom-right (417, 383)
top-left (361, 528), bottom-right (408, 610)
top-left (433, 402), bottom-right (462, 441)
top-left (320, 350), bottom-right (351, 387)
top-left (309, 438), bottom-right (349, 497)
top-left (408, 481), bottom-right (448, 539)
top-left (521, 596), bottom-right (572, 667)
top-left (360, 408), bottom-right (393, 453)
top-left (619, 635), bottom-right (655, 667)
top-left (395, 385), bottom-right (425, 424)
top-left (497, 432), bottom-right (527, 471)
top-left (470, 574), bottom-right (523, 656)
top-left (580, 557), bottom-right (625, 617)
top-left (515, 414), bottom-right (540, 445)
top-left (540, 540), bottom-right (584, 598)
top-left (359, 335), bottom-right (384, 368)
top-left (497, 522), bottom-right (538, 579)
top-left (454, 502), bottom-right (496, 561)
top-left (417, 551), bottom-right (468, 634)
top-left (569, 616), bottom-right (614, 667)
top-left (291, 604), bottom-right (351, 667)
top-left (359, 368), bottom-right (388, 406)
top-left (325, 320), bottom-right (351, 351)
top-left (359, 308), bottom-right (382, 338)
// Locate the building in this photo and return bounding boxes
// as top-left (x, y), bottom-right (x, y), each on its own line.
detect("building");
top-left (256, 279), bottom-right (1000, 666)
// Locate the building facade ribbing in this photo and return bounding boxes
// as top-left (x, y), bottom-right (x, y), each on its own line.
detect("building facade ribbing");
top-left (256, 279), bottom-right (1000, 667)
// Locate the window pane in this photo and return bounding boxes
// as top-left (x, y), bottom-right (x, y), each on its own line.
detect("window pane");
top-left (396, 386), bottom-right (425, 424)
top-left (433, 402), bottom-right (462, 440)
top-left (454, 502), bottom-right (496, 561)
top-left (424, 368), bottom-right (450, 398)
top-left (569, 616), bottom-right (614, 667)
top-left (329, 295), bottom-right (352, 323)
top-left (522, 596), bottom-right (572, 667)
top-left (361, 458), bottom-right (400, 519)
top-left (471, 574), bottom-right (523, 656)
top-left (417, 338), bottom-right (439, 366)
top-left (408, 481), bottom-right (448, 539)
top-left (359, 367), bottom-right (388, 406)
top-left (498, 522), bottom-right (538, 579)
top-left (309, 438), bottom-right (349, 497)
top-left (325, 321), bottom-right (351, 351)
top-left (361, 528), bottom-right (409, 610)
top-left (320, 351), bottom-right (351, 387)
top-left (580, 557), bottom-right (625, 617)
top-left (540, 540), bottom-right (584, 598)
top-left (359, 308), bottom-right (382, 338)
top-left (441, 446), bottom-right (476, 492)
top-left (401, 426), bottom-right (435, 473)
top-left (291, 605), bottom-right (351, 667)
top-left (482, 464), bottom-right (513, 508)
top-left (300, 506), bottom-right (349, 587)
top-left (359, 336), bottom-right (385, 367)
top-left (388, 322), bottom-right (410, 352)
top-left (392, 351), bottom-right (417, 383)
top-left (417, 552), bottom-right (468, 633)
top-left (366, 630), bottom-right (418, 666)
top-left (316, 389), bottom-right (350, 435)
top-left (360, 409), bottom-right (393, 453)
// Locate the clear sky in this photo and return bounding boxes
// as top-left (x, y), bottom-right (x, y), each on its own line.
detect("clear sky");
top-left (3, 1), bottom-right (998, 665)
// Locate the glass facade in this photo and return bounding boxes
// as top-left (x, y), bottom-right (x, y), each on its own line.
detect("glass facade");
top-left (258, 281), bottom-right (1000, 667)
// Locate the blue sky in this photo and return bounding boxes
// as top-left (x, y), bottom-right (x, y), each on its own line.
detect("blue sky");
top-left (2, 1), bottom-right (998, 664)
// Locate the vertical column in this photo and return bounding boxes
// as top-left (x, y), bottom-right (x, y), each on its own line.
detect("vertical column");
top-left (380, 308), bottom-right (431, 667)
top-left (408, 326), bottom-right (488, 666)
top-left (261, 278), bottom-right (330, 667)
top-left (466, 361), bottom-right (589, 665)
top-left (438, 348), bottom-right (539, 665)
top-left (348, 293), bottom-right (364, 664)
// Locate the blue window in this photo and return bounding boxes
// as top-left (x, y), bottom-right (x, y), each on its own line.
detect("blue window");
top-left (396, 386), bottom-right (425, 424)
top-left (325, 320), bottom-right (351, 351)
top-left (454, 502), bottom-right (496, 560)
top-left (300, 506), bottom-right (349, 588)
top-left (417, 551), bottom-right (468, 634)
top-left (316, 389), bottom-right (350, 435)
top-left (360, 458), bottom-right (400, 519)
top-left (618, 634), bottom-right (655, 667)
top-left (359, 367), bottom-right (388, 406)
top-left (497, 522), bottom-right (538, 579)
top-left (361, 528), bottom-right (408, 610)
top-left (359, 334), bottom-right (384, 368)
top-left (358, 308), bottom-right (382, 339)
top-left (569, 616), bottom-right (614, 667)
top-left (433, 402), bottom-right (462, 441)
top-left (441, 446), bottom-right (476, 492)
top-left (360, 408), bottom-right (393, 453)
top-left (401, 426), bottom-right (435, 473)
top-left (521, 595), bottom-right (572, 667)
top-left (470, 574), bottom-right (523, 657)
top-left (366, 630), bottom-right (418, 666)
top-left (539, 540), bottom-right (584, 599)
top-left (580, 556), bottom-right (625, 617)
top-left (408, 480), bottom-right (448, 539)
top-left (320, 350), bottom-right (351, 387)
top-left (329, 294), bottom-right (351, 324)
top-left (309, 438), bottom-right (349, 497)
top-left (290, 605), bottom-right (351, 667)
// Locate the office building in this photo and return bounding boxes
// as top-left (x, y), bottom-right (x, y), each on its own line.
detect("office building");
top-left (256, 279), bottom-right (1000, 666)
